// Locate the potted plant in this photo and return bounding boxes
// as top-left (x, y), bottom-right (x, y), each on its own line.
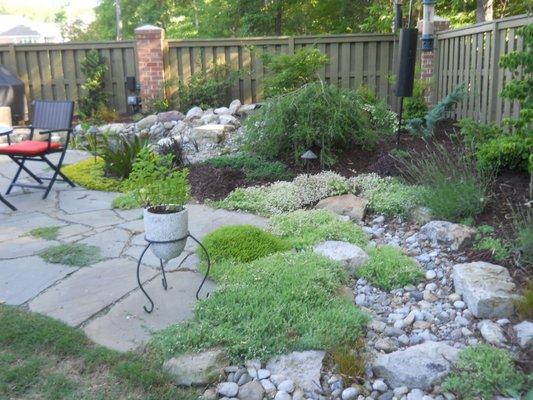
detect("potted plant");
top-left (124, 147), bottom-right (190, 261)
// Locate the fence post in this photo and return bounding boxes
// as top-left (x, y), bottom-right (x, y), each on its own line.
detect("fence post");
top-left (288, 37), bottom-right (295, 55)
top-left (134, 25), bottom-right (167, 110)
top-left (6, 44), bottom-right (17, 73)
top-left (488, 20), bottom-right (501, 122)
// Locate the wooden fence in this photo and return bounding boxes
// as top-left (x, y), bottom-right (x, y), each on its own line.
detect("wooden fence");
top-left (0, 41), bottom-right (137, 114)
top-left (435, 14), bottom-right (531, 124)
top-left (166, 34), bottom-right (398, 104)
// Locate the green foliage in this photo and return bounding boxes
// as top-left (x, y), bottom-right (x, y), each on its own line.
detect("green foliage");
top-left (356, 246), bottom-right (424, 290)
top-left (203, 153), bottom-right (293, 181)
top-left (407, 84), bottom-right (465, 137)
top-left (269, 209), bottom-right (368, 250)
top-left (514, 209), bottom-right (533, 266)
top-left (458, 118), bottom-right (504, 146)
top-left (442, 345), bottom-right (529, 400)
top-left (477, 134), bottom-right (530, 171)
top-left (398, 142), bottom-right (492, 222)
top-left (200, 225), bottom-right (291, 268)
top-left (331, 338), bottom-right (368, 384)
top-left (39, 244), bottom-right (102, 267)
top-left (151, 251), bottom-right (369, 361)
top-left (95, 133), bottom-right (151, 179)
top-left (79, 50), bottom-right (110, 121)
top-left (112, 192), bottom-right (141, 210)
top-left (243, 82), bottom-right (393, 167)
top-left (515, 282), bottom-right (533, 320)
top-left (123, 147), bottom-right (190, 209)
top-left (474, 237), bottom-right (510, 261)
top-left (351, 174), bottom-right (424, 216)
top-left (261, 47), bottom-right (329, 98)
top-left (62, 158), bottom-right (123, 192)
top-left (404, 77), bottom-right (429, 120)
top-left (29, 226), bottom-right (60, 241)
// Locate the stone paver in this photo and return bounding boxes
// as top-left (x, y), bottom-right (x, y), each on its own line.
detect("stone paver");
top-left (83, 270), bottom-right (215, 351)
top-left (59, 190), bottom-right (119, 214)
top-left (0, 212), bottom-right (66, 242)
top-left (60, 209), bottom-right (125, 228)
top-left (0, 256), bottom-right (75, 305)
top-left (78, 227), bottom-right (130, 259)
top-left (0, 236), bottom-right (59, 259)
top-left (29, 258), bottom-right (157, 326)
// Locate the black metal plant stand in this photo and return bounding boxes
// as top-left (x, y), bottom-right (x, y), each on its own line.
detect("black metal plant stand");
top-left (136, 232), bottom-right (211, 313)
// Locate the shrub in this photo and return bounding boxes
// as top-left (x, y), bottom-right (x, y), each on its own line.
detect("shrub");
top-left (292, 171), bottom-right (350, 205)
top-left (398, 142), bottom-right (492, 222)
top-left (203, 153), bottom-right (292, 181)
top-left (476, 134), bottom-right (530, 171)
top-left (474, 237), bottom-right (509, 261)
top-left (243, 82), bottom-right (388, 167)
top-left (39, 244), bottom-right (101, 267)
top-left (261, 47), bottom-right (329, 98)
top-left (404, 76), bottom-right (429, 120)
top-left (112, 193), bottom-right (140, 210)
top-left (96, 133), bottom-right (150, 179)
top-left (269, 209), bottom-right (368, 250)
top-left (200, 225), bottom-right (291, 267)
top-left (350, 174), bottom-right (423, 216)
top-left (78, 50), bottom-right (110, 122)
top-left (514, 209), bottom-right (533, 266)
top-left (62, 158), bottom-right (123, 192)
top-left (150, 251), bottom-right (370, 361)
top-left (29, 226), bottom-right (60, 241)
top-left (356, 246), bottom-right (424, 290)
top-left (442, 345), bottom-right (529, 399)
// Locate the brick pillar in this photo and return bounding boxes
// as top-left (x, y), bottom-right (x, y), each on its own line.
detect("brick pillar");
top-left (417, 18), bottom-right (450, 106)
top-left (135, 25), bottom-right (166, 110)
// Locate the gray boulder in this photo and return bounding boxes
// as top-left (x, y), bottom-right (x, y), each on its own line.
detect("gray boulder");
top-left (157, 110), bottom-right (184, 123)
top-left (217, 381), bottom-right (238, 397)
top-left (238, 380), bottom-right (264, 400)
top-left (214, 106), bottom-right (231, 115)
top-left (99, 123), bottom-right (127, 134)
top-left (266, 351), bottom-right (325, 395)
top-left (314, 241), bottom-right (369, 275)
top-left (229, 99), bottom-right (242, 114)
top-left (186, 106), bottom-right (203, 120)
top-left (514, 321), bottom-right (533, 348)
top-left (162, 348), bottom-right (229, 386)
top-left (419, 221), bottom-right (475, 250)
top-left (315, 194), bottom-right (369, 221)
top-left (200, 110), bottom-right (220, 125)
top-left (452, 261), bottom-right (518, 318)
top-left (191, 124), bottom-right (233, 145)
top-left (219, 114), bottom-right (240, 126)
top-left (135, 114), bottom-right (157, 130)
top-left (372, 341), bottom-right (459, 389)
top-left (478, 320), bottom-right (506, 345)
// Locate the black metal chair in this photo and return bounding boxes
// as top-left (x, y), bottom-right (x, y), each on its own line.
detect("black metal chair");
top-left (0, 194), bottom-right (15, 210)
top-left (0, 100), bottom-right (76, 200)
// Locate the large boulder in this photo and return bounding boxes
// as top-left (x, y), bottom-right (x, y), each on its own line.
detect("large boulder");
top-left (237, 380), bottom-right (264, 400)
top-left (478, 320), bottom-right (506, 346)
top-left (162, 348), bottom-right (229, 386)
top-left (313, 241), bottom-right (369, 275)
top-left (229, 99), bottom-right (242, 114)
top-left (99, 123), bottom-right (127, 134)
top-left (135, 114), bottom-right (158, 130)
top-left (266, 351), bottom-right (325, 396)
top-left (419, 221), bottom-right (475, 250)
top-left (169, 120), bottom-right (192, 140)
top-left (185, 106), bottom-right (203, 120)
top-left (214, 106), bottom-right (231, 115)
top-left (452, 262), bottom-right (518, 318)
top-left (157, 110), bottom-right (185, 123)
top-left (315, 194), bottom-right (369, 221)
top-left (372, 341), bottom-right (459, 390)
top-left (514, 321), bottom-right (533, 349)
top-left (191, 124), bottom-right (233, 145)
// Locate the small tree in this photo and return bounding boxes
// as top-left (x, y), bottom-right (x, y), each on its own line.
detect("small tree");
top-left (79, 50), bottom-right (110, 121)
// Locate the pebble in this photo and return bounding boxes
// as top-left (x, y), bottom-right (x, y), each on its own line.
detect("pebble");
top-left (453, 301), bottom-right (466, 309)
top-left (342, 387), bottom-right (360, 400)
top-left (274, 392), bottom-right (292, 400)
top-left (257, 369), bottom-right (270, 380)
top-left (278, 379), bottom-right (295, 394)
top-left (373, 379), bottom-right (388, 392)
top-left (425, 270), bottom-right (437, 280)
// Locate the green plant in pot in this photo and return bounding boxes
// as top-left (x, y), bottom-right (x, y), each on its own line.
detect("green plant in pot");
top-left (124, 147), bottom-right (190, 261)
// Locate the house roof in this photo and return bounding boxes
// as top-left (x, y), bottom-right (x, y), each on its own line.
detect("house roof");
top-left (0, 25), bottom-right (40, 37)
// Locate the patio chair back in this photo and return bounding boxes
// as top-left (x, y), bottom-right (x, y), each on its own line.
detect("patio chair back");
top-left (31, 100), bottom-right (74, 131)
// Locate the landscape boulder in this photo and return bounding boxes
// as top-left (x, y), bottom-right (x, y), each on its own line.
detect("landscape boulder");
top-left (514, 321), bottom-right (533, 349)
top-left (157, 110), bottom-right (185, 123)
top-left (372, 341), bottom-right (459, 389)
top-left (313, 241), bottom-right (369, 275)
top-left (452, 261), bottom-right (518, 318)
top-left (135, 114), bottom-right (158, 130)
top-left (314, 194), bottom-right (369, 221)
top-left (186, 106), bottom-right (203, 120)
top-left (478, 320), bottom-right (506, 345)
top-left (419, 220), bottom-right (475, 250)
top-left (99, 123), bottom-right (127, 134)
top-left (162, 348), bottom-right (229, 386)
top-left (229, 99), bottom-right (242, 114)
top-left (191, 124), bottom-right (234, 145)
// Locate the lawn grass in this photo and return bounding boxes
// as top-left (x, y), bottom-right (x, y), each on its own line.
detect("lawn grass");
top-left (269, 209), bottom-right (368, 250)
top-left (0, 305), bottom-right (199, 400)
top-left (151, 251), bottom-right (370, 362)
top-left (62, 158), bottom-right (123, 192)
top-left (39, 243), bottom-right (102, 267)
top-left (29, 226), bottom-right (61, 240)
top-left (356, 245), bottom-right (425, 290)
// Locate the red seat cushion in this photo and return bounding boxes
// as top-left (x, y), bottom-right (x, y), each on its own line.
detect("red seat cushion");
top-left (0, 141), bottom-right (62, 156)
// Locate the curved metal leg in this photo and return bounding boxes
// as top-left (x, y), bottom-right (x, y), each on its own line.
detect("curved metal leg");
top-left (160, 259), bottom-right (168, 290)
top-left (189, 233), bottom-right (211, 300)
top-left (137, 243), bottom-right (155, 313)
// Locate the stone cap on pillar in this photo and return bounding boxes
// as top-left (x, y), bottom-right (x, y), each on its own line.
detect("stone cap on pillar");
top-left (134, 25), bottom-right (165, 39)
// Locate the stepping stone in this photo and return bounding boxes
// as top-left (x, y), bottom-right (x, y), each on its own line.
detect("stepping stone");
top-left (0, 256), bottom-right (75, 305)
top-left (56, 224), bottom-right (94, 241)
top-left (163, 348), bottom-right (229, 386)
top-left (83, 270), bottom-right (215, 351)
top-left (0, 236), bottom-right (59, 259)
top-left (29, 258), bottom-right (156, 326)
top-left (114, 207), bottom-right (143, 221)
top-left (60, 209), bottom-right (124, 228)
top-left (59, 190), bottom-right (118, 214)
top-left (452, 261), bottom-right (518, 318)
top-left (78, 227), bottom-right (130, 259)
top-left (0, 211), bottom-right (66, 242)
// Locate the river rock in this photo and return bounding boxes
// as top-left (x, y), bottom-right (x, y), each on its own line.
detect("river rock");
top-left (266, 351), bottom-right (325, 395)
top-left (514, 321), bottom-right (533, 348)
top-left (452, 262), bottom-right (518, 318)
top-left (157, 110), bottom-right (184, 123)
top-left (135, 114), bottom-right (158, 130)
top-left (217, 381), bottom-right (239, 397)
top-left (419, 221), bottom-right (475, 250)
top-left (238, 380), bottom-right (264, 400)
top-left (99, 123), bottom-right (127, 134)
top-left (313, 241), bottom-right (369, 275)
top-left (478, 320), bottom-right (506, 345)
top-left (186, 106), bottom-right (203, 120)
top-left (229, 99), bottom-right (242, 114)
top-left (372, 341), bottom-right (459, 389)
top-left (163, 348), bottom-right (229, 386)
top-left (191, 124), bottom-right (233, 145)
top-left (315, 194), bottom-right (369, 221)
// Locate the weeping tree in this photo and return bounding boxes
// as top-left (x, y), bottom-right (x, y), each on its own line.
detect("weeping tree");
top-left (79, 50), bottom-right (110, 121)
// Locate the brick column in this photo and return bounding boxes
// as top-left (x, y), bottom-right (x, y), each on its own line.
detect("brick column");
top-left (417, 18), bottom-right (450, 105)
top-left (135, 25), bottom-right (166, 110)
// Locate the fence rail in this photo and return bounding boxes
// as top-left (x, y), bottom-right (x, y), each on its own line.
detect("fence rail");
top-left (0, 41), bottom-right (137, 114)
top-left (435, 14), bottom-right (531, 124)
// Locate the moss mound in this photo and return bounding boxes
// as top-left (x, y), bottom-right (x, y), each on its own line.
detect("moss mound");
top-left (62, 158), bottom-right (123, 192)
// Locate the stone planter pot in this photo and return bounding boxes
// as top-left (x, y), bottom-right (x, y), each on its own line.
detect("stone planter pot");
top-left (143, 206), bottom-right (188, 261)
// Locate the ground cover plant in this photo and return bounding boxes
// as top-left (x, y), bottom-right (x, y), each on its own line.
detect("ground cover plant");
top-left (356, 245), bottom-right (424, 290)
top-left (0, 305), bottom-right (198, 399)
top-left (200, 225), bottom-right (291, 268)
top-left (442, 345), bottom-right (530, 399)
top-left (472, 225), bottom-right (510, 262)
top-left (269, 209), bottom-right (368, 250)
top-left (39, 243), bottom-right (102, 267)
top-left (203, 153), bottom-right (293, 181)
top-left (62, 158), bottom-right (123, 192)
top-left (151, 251), bottom-right (369, 361)
top-left (29, 226), bottom-right (60, 241)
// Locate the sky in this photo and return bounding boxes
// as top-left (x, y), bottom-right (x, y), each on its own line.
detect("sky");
top-left (1, 0), bottom-right (97, 22)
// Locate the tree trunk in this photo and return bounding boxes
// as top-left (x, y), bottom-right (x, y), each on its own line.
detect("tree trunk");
top-left (115, 0), bottom-right (123, 40)
top-left (275, 0), bottom-right (283, 36)
top-left (476, 0), bottom-right (494, 23)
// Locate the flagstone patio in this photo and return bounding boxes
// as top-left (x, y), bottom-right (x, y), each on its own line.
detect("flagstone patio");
top-left (0, 151), bottom-right (267, 351)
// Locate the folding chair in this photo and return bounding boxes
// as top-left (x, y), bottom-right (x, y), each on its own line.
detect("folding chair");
top-left (0, 100), bottom-right (75, 200)
top-left (0, 194), bottom-right (15, 211)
